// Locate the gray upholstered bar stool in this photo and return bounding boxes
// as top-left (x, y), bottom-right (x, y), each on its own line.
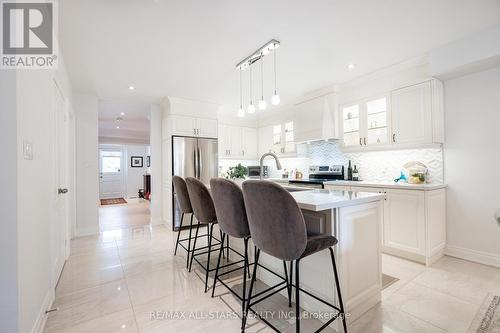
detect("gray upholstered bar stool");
top-left (185, 177), bottom-right (224, 293)
top-left (210, 178), bottom-right (291, 329)
top-left (172, 176), bottom-right (197, 268)
top-left (242, 180), bottom-right (347, 333)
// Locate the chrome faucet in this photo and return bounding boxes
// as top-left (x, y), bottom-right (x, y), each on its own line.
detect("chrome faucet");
top-left (260, 152), bottom-right (282, 180)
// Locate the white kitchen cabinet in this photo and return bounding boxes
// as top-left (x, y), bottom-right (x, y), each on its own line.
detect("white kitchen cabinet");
top-left (391, 79), bottom-right (444, 146)
top-left (339, 79), bottom-right (444, 151)
top-left (270, 121), bottom-right (296, 156)
top-left (294, 93), bottom-right (338, 143)
top-left (219, 124), bottom-right (258, 159)
top-left (197, 118), bottom-right (218, 138)
top-left (170, 115), bottom-right (217, 138)
top-left (340, 96), bottom-right (391, 149)
top-left (383, 189), bottom-right (426, 256)
top-left (242, 127), bottom-right (258, 159)
top-left (325, 184), bottom-right (446, 265)
top-left (258, 125), bottom-right (275, 156)
top-left (391, 82), bottom-right (432, 145)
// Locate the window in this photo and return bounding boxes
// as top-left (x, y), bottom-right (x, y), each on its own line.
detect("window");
top-left (100, 151), bottom-right (122, 173)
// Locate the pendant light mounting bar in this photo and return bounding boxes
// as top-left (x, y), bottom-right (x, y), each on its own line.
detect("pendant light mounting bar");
top-left (236, 39), bottom-right (280, 70)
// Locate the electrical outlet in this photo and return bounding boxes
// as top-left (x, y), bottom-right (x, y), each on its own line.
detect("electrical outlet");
top-left (23, 140), bottom-right (33, 160)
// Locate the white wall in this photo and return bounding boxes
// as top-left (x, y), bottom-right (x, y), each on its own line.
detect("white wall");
top-left (124, 145), bottom-right (149, 198)
top-left (444, 66), bottom-right (500, 264)
top-left (150, 104), bottom-right (163, 225)
top-left (10, 52), bottom-right (74, 333)
top-left (74, 93), bottom-right (100, 236)
top-left (0, 70), bottom-right (19, 333)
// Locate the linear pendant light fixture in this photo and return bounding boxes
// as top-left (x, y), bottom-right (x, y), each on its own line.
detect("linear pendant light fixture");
top-left (236, 39), bottom-right (280, 116)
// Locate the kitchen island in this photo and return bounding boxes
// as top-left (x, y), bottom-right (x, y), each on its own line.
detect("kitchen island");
top-left (255, 188), bottom-right (385, 327)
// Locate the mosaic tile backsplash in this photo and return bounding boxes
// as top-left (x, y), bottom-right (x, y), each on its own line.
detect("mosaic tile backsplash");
top-left (220, 140), bottom-right (444, 184)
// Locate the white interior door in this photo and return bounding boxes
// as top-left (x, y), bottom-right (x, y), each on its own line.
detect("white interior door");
top-left (53, 81), bottom-right (70, 287)
top-left (99, 149), bottom-right (125, 199)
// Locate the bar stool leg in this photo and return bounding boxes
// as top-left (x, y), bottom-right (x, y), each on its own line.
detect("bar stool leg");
top-left (174, 213), bottom-right (184, 255)
top-left (283, 261), bottom-right (292, 307)
top-left (295, 259), bottom-right (301, 333)
top-left (186, 214), bottom-right (194, 269)
top-left (211, 232), bottom-right (226, 297)
top-left (242, 248), bottom-right (260, 332)
top-left (242, 238), bottom-right (249, 318)
top-left (329, 247), bottom-right (347, 333)
top-left (204, 223), bottom-right (215, 293)
top-left (189, 222), bottom-right (201, 272)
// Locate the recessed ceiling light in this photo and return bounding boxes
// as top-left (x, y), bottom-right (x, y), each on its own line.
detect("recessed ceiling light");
top-left (128, 85), bottom-right (135, 90)
top-left (347, 63), bottom-right (355, 70)
top-left (120, 112), bottom-right (125, 116)
top-left (116, 126), bottom-right (120, 129)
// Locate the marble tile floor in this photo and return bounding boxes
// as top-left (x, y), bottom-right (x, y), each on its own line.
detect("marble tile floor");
top-left (45, 223), bottom-right (500, 333)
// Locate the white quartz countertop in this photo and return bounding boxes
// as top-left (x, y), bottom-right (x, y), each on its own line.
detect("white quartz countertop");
top-left (289, 189), bottom-right (384, 211)
top-left (323, 180), bottom-right (447, 191)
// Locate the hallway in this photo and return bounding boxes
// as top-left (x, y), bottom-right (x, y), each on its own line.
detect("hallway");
top-left (99, 199), bottom-right (151, 231)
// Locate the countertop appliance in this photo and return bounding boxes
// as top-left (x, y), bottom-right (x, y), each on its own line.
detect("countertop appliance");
top-left (289, 165), bottom-right (345, 189)
top-left (248, 165), bottom-right (269, 179)
top-left (172, 136), bottom-right (218, 230)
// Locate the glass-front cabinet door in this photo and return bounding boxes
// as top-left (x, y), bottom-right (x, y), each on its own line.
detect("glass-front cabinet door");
top-left (342, 104), bottom-right (361, 147)
top-left (366, 97), bottom-right (389, 145)
top-left (341, 96), bottom-right (389, 149)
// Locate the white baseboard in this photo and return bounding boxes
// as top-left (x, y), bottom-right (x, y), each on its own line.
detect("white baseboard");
top-left (75, 226), bottom-right (99, 238)
top-left (445, 245), bottom-right (500, 268)
top-left (31, 288), bottom-right (55, 333)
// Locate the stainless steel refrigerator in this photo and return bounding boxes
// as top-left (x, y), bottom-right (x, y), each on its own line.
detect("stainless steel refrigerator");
top-left (172, 136), bottom-right (218, 230)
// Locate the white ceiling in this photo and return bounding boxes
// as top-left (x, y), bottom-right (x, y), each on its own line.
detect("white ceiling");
top-left (98, 99), bottom-right (150, 143)
top-left (61, 0), bottom-right (500, 111)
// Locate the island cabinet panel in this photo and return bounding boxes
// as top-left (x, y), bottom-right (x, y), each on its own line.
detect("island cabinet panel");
top-left (383, 190), bottom-right (426, 255)
top-left (337, 201), bottom-right (382, 320)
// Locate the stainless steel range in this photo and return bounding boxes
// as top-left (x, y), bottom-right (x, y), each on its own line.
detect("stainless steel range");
top-left (288, 165), bottom-right (345, 189)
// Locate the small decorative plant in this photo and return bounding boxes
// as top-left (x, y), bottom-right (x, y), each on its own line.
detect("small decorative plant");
top-left (226, 163), bottom-right (248, 180)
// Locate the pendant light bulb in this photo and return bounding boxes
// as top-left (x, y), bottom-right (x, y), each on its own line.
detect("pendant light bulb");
top-left (258, 99), bottom-right (267, 110)
top-left (247, 102), bottom-right (256, 114)
top-left (238, 108), bottom-right (245, 117)
top-left (272, 92), bottom-right (280, 105)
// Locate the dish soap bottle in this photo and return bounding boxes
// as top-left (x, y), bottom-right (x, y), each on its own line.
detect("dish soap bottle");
top-left (352, 165), bottom-right (359, 181)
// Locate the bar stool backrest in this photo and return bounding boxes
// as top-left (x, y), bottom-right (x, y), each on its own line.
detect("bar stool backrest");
top-left (185, 177), bottom-right (217, 224)
top-left (210, 178), bottom-right (250, 239)
top-left (172, 176), bottom-right (193, 214)
top-left (242, 180), bottom-right (307, 261)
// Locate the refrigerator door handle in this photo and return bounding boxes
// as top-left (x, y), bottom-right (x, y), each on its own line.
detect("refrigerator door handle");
top-left (193, 146), bottom-right (198, 178)
top-left (197, 146), bottom-right (202, 179)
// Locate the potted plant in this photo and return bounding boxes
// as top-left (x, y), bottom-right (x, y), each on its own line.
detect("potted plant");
top-left (226, 163), bottom-right (248, 185)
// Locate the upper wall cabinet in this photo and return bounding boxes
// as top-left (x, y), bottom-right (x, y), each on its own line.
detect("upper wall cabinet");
top-left (294, 93), bottom-right (338, 143)
top-left (340, 95), bottom-right (391, 149)
top-left (219, 124), bottom-right (258, 160)
top-left (169, 115), bottom-right (218, 138)
top-left (391, 80), bottom-right (444, 145)
top-left (339, 79), bottom-right (444, 151)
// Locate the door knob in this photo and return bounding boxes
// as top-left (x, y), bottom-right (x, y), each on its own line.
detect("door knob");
top-left (58, 188), bottom-right (68, 194)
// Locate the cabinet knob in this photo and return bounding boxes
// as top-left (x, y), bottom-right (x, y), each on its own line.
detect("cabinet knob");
top-left (359, 138), bottom-right (363, 146)
top-left (364, 137), bottom-right (367, 145)
top-left (392, 133), bottom-right (396, 143)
